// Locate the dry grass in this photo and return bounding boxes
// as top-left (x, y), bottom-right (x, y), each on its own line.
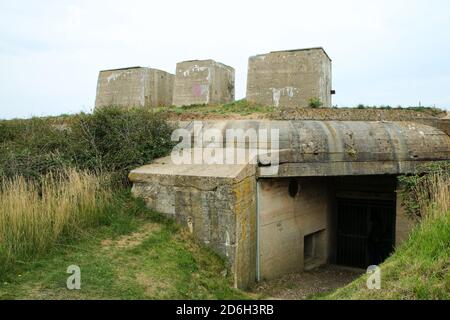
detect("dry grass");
top-left (0, 169), bottom-right (111, 271)
top-left (414, 171), bottom-right (449, 221)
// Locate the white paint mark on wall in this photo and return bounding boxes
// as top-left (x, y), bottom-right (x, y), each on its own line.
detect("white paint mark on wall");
top-left (187, 217), bottom-right (194, 233)
top-left (107, 72), bottom-right (121, 83)
top-left (106, 69), bottom-right (134, 83)
top-left (183, 65), bottom-right (211, 82)
top-left (270, 87), bottom-right (298, 107)
top-left (225, 231), bottom-right (231, 257)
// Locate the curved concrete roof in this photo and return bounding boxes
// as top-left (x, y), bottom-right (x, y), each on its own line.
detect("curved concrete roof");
top-left (179, 120), bottom-right (450, 177)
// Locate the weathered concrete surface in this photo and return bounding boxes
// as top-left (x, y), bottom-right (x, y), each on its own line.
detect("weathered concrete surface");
top-left (129, 155), bottom-right (256, 289)
top-left (171, 120), bottom-right (450, 177)
top-left (404, 118), bottom-right (450, 136)
top-left (95, 67), bottom-right (174, 108)
top-left (259, 177), bottom-right (331, 281)
top-left (246, 48), bottom-right (332, 108)
top-left (173, 60), bottom-right (235, 107)
top-left (395, 196), bottom-right (416, 246)
top-left (129, 120), bottom-right (449, 289)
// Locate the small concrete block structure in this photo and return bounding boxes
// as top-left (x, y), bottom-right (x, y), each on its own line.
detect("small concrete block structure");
top-left (246, 47), bottom-right (332, 108)
top-left (172, 60), bottom-right (235, 107)
top-left (95, 67), bottom-right (174, 109)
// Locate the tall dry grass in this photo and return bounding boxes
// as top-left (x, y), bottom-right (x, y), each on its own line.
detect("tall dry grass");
top-left (0, 169), bottom-right (111, 270)
top-left (413, 170), bottom-right (449, 220)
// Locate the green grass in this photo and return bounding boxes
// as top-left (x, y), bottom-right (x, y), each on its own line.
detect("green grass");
top-left (320, 211), bottom-right (450, 300)
top-left (157, 99), bottom-right (275, 117)
top-left (0, 190), bottom-right (249, 300)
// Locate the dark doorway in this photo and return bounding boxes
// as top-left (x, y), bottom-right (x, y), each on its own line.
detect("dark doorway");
top-left (336, 199), bottom-right (395, 269)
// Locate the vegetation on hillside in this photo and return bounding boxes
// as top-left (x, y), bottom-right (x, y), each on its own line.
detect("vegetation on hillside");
top-left (0, 107), bottom-right (247, 299)
top-left (323, 161), bottom-right (450, 300)
top-left (158, 99), bottom-right (275, 118)
top-left (0, 189), bottom-right (247, 299)
top-left (0, 170), bottom-right (111, 275)
top-left (150, 99), bottom-right (447, 121)
top-left (0, 107), bottom-right (174, 182)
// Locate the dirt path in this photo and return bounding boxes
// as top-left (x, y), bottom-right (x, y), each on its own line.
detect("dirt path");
top-left (251, 265), bottom-right (363, 300)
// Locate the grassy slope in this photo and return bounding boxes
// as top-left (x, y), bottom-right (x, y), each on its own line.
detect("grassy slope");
top-left (0, 192), bottom-right (249, 300)
top-left (154, 100), bottom-right (446, 120)
top-left (323, 212), bottom-right (450, 300)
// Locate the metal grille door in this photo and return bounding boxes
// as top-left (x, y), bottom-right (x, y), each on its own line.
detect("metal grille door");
top-left (337, 199), bottom-right (395, 269)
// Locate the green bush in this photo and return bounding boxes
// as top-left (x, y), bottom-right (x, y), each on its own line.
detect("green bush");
top-left (68, 108), bottom-right (174, 182)
top-left (308, 97), bottom-right (323, 108)
top-left (0, 107), bottom-right (175, 183)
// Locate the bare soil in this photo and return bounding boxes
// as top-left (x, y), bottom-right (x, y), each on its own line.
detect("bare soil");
top-left (251, 265), bottom-right (363, 300)
top-left (164, 106), bottom-right (446, 122)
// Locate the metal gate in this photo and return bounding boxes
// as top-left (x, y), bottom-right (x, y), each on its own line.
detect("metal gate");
top-left (337, 199), bottom-right (395, 269)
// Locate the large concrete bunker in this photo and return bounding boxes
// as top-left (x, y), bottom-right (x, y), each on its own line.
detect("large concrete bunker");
top-left (173, 60), bottom-right (235, 107)
top-left (95, 67), bottom-right (174, 109)
top-left (246, 48), bottom-right (332, 108)
top-left (130, 120), bottom-right (450, 289)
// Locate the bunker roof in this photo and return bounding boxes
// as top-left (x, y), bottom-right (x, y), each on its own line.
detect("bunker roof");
top-left (255, 47), bottom-right (332, 61)
top-left (130, 120), bottom-right (450, 181)
top-left (177, 59), bottom-right (234, 70)
top-left (100, 66), bottom-right (143, 72)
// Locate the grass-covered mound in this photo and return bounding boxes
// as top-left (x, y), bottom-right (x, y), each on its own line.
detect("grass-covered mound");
top-left (155, 99), bottom-right (446, 121)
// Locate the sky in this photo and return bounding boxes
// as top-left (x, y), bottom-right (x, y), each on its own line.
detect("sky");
top-left (1, 0), bottom-right (450, 119)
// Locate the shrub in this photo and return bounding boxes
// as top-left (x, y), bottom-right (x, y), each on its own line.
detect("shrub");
top-left (308, 97), bottom-right (323, 108)
top-left (0, 107), bottom-right (175, 183)
top-left (68, 107), bottom-right (175, 183)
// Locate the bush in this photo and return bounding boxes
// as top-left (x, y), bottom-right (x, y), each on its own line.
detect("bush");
top-left (308, 97), bottom-right (323, 108)
top-left (0, 107), bottom-right (175, 183)
top-left (68, 108), bottom-right (175, 183)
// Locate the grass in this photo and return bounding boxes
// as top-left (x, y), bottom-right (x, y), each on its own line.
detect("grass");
top-left (0, 169), bottom-right (111, 275)
top-left (322, 212), bottom-right (449, 300)
top-left (321, 167), bottom-right (450, 300)
top-left (157, 99), bottom-right (275, 117)
top-left (0, 190), bottom-right (249, 300)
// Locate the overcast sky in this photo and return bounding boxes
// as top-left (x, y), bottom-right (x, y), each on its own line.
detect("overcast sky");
top-left (1, 0), bottom-right (450, 119)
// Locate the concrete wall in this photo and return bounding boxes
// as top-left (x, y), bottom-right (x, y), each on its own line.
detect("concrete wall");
top-left (173, 60), bottom-right (235, 107)
top-left (258, 177), bottom-right (331, 281)
top-left (130, 165), bottom-right (256, 289)
top-left (246, 48), bottom-right (332, 108)
top-left (95, 67), bottom-right (174, 109)
top-left (395, 189), bottom-right (417, 246)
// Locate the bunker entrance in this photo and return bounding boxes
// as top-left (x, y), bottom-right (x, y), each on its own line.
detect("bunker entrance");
top-left (336, 199), bottom-right (396, 269)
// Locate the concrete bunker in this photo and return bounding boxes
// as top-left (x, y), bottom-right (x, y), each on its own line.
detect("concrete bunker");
top-left (129, 120), bottom-right (450, 289)
top-left (173, 59), bottom-right (235, 107)
top-left (95, 67), bottom-right (174, 109)
top-left (246, 48), bottom-right (332, 108)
